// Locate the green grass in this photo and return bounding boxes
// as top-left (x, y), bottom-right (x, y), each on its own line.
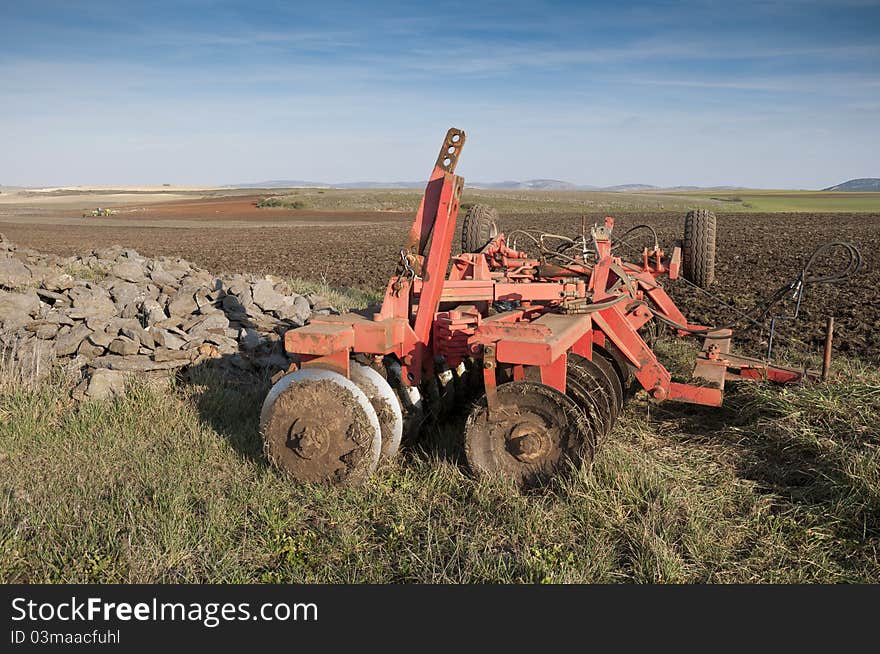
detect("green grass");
top-left (255, 188), bottom-right (705, 214)
top-left (284, 277), bottom-right (383, 313)
top-left (254, 188), bottom-right (880, 214)
top-left (2, 334), bottom-right (878, 583)
top-left (257, 196), bottom-right (308, 209)
top-left (653, 190), bottom-right (880, 213)
top-left (62, 262), bottom-right (109, 282)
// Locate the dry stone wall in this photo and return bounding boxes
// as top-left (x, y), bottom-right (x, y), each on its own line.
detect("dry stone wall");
top-left (0, 233), bottom-right (331, 400)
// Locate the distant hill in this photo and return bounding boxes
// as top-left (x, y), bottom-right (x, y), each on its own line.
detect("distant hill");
top-left (468, 179), bottom-right (588, 191)
top-left (224, 180), bottom-right (331, 189)
top-left (602, 184), bottom-right (658, 192)
top-left (228, 178), bottom-right (588, 191)
top-left (822, 178), bottom-right (880, 192)
top-left (225, 180), bottom-right (427, 189)
top-left (226, 179), bottom-right (751, 192)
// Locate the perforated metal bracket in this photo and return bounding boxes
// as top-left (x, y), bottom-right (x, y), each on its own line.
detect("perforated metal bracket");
top-left (482, 344), bottom-right (499, 418)
top-left (436, 128), bottom-right (466, 173)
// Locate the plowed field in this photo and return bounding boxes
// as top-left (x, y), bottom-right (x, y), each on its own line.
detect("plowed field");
top-left (2, 195), bottom-right (877, 361)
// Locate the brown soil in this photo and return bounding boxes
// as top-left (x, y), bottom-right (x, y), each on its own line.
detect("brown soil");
top-left (2, 195), bottom-right (877, 361)
top-left (109, 195), bottom-right (409, 224)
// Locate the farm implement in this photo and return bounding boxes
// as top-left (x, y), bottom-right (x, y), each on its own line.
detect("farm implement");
top-left (83, 207), bottom-right (116, 218)
top-left (259, 128), bottom-right (847, 488)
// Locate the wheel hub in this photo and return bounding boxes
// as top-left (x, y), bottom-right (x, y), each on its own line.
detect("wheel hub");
top-left (288, 419), bottom-right (330, 460)
top-left (507, 421), bottom-right (551, 462)
top-left (464, 380), bottom-right (595, 488)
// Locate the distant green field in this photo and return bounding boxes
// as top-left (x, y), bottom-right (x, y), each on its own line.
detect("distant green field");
top-left (647, 190), bottom-right (880, 213)
top-left (257, 187), bottom-right (880, 214)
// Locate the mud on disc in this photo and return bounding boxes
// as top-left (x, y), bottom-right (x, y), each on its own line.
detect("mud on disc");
top-left (349, 361), bottom-right (404, 460)
top-left (260, 368), bottom-right (381, 486)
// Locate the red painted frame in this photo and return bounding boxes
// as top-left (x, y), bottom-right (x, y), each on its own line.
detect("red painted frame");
top-left (283, 128), bottom-right (805, 410)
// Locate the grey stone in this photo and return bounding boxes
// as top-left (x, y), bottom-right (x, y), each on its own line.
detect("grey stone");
top-left (154, 317), bottom-right (183, 330)
top-left (110, 281), bottom-right (142, 307)
top-left (85, 368), bottom-right (127, 400)
top-left (55, 324), bottom-right (92, 356)
top-left (154, 261), bottom-right (188, 279)
top-left (35, 288), bottom-right (71, 305)
top-left (141, 299), bottom-right (167, 324)
top-left (69, 289), bottom-right (116, 320)
top-left (167, 285), bottom-right (199, 316)
top-left (87, 331), bottom-right (114, 348)
top-left (77, 339), bottom-right (105, 360)
top-left (83, 315), bottom-right (111, 332)
top-left (90, 354), bottom-right (190, 372)
top-left (0, 291), bottom-right (41, 329)
top-left (188, 312), bottom-right (229, 334)
top-left (148, 327), bottom-right (186, 350)
top-left (252, 279), bottom-right (285, 312)
top-left (0, 258), bottom-right (32, 288)
top-left (122, 325), bottom-right (152, 349)
top-left (43, 273), bottom-right (74, 292)
top-left (109, 336), bottom-right (139, 356)
top-left (275, 294), bottom-right (311, 326)
top-left (149, 269), bottom-right (178, 287)
top-left (153, 348), bottom-right (193, 362)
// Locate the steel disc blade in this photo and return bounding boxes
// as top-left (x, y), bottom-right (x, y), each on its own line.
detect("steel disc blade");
top-left (593, 347), bottom-right (627, 412)
top-left (523, 359), bottom-right (613, 439)
top-left (569, 353), bottom-right (620, 427)
top-left (350, 361), bottom-right (404, 460)
top-left (565, 361), bottom-right (613, 440)
top-left (260, 368), bottom-right (381, 486)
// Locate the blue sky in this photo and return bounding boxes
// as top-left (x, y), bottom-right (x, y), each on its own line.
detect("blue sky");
top-left (1, 0), bottom-right (878, 188)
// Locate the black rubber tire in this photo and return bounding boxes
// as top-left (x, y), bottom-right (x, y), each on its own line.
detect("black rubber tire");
top-left (461, 204), bottom-right (499, 253)
top-left (682, 209), bottom-right (716, 288)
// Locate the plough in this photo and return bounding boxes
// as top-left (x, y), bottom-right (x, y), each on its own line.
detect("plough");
top-left (260, 128), bottom-right (817, 487)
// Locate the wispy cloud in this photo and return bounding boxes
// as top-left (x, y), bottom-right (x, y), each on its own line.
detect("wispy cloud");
top-left (0, 0), bottom-right (877, 187)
